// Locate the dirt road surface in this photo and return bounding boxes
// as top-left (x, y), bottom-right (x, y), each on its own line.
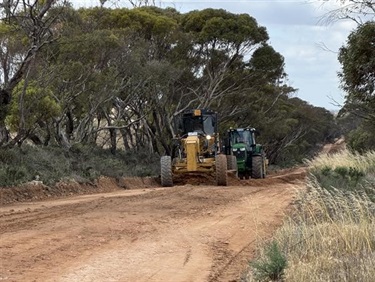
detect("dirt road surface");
top-left (0, 168), bottom-right (306, 282)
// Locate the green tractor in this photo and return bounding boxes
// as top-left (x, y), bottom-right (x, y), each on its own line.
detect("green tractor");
top-left (224, 128), bottom-right (267, 179)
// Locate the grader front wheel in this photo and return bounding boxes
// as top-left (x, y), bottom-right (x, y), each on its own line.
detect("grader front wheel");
top-left (216, 154), bottom-right (228, 186)
top-left (160, 156), bottom-right (173, 187)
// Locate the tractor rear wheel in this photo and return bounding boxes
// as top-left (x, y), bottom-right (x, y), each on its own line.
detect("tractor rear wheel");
top-left (160, 156), bottom-right (173, 187)
top-left (216, 154), bottom-right (228, 186)
top-left (251, 156), bottom-right (264, 179)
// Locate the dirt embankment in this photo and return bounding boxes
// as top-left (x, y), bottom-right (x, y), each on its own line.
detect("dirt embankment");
top-left (0, 167), bottom-right (306, 205)
top-left (0, 176), bottom-right (160, 205)
top-left (0, 167), bottom-right (306, 282)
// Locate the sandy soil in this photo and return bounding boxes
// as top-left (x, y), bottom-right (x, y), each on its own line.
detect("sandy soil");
top-left (0, 168), bottom-right (306, 282)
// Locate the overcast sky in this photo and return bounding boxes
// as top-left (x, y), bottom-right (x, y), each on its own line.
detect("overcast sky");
top-left (73, 0), bottom-right (358, 111)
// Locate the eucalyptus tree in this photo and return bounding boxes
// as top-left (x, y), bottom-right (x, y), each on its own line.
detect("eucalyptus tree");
top-left (0, 0), bottom-right (69, 146)
top-left (5, 80), bottom-right (61, 146)
top-left (72, 6), bottom-right (183, 154)
top-left (263, 98), bottom-right (339, 164)
top-left (20, 6), bottom-right (183, 153)
top-left (317, 1), bottom-right (375, 151)
top-left (337, 21), bottom-right (375, 151)
top-left (70, 7), bottom-right (295, 155)
top-left (178, 9), bottom-right (269, 109)
top-left (38, 8), bottom-right (135, 150)
top-left (217, 43), bottom-right (291, 127)
top-left (338, 22), bottom-right (375, 116)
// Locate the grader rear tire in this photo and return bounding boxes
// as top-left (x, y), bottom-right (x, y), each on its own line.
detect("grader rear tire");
top-left (160, 156), bottom-right (173, 187)
top-left (216, 154), bottom-right (228, 186)
top-left (251, 156), bottom-right (263, 179)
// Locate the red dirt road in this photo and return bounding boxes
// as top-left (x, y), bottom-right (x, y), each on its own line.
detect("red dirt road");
top-left (0, 169), bottom-right (305, 282)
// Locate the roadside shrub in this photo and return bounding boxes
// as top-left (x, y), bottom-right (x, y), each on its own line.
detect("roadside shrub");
top-left (347, 127), bottom-right (375, 153)
top-left (0, 144), bottom-right (160, 187)
top-left (22, 146), bottom-right (72, 185)
top-left (0, 149), bottom-right (17, 163)
top-left (0, 165), bottom-right (30, 186)
top-left (307, 149), bottom-right (375, 201)
top-left (250, 240), bottom-right (287, 281)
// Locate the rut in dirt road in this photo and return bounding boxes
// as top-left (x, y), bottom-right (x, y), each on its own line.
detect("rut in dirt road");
top-left (0, 169), bottom-right (306, 282)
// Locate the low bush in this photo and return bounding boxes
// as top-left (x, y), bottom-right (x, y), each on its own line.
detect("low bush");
top-left (250, 241), bottom-right (287, 281)
top-left (308, 150), bottom-right (375, 201)
top-left (0, 145), bottom-right (160, 187)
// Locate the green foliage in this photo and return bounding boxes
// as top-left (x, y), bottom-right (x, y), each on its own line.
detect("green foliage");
top-left (0, 165), bottom-right (29, 186)
top-left (79, 7), bottom-right (178, 40)
top-left (308, 150), bottom-right (375, 201)
top-left (0, 146), bottom-right (72, 186)
top-left (250, 97), bottom-right (340, 166)
top-left (250, 44), bottom-right (285, 81)
top-left (182, 9), bottom-right (268, 45)
top-left (250, 241), bottom-right (288, 282)
top-left (310, 165), bottom-right (366, 192)
top-left (0, 6), bottom-right (337, 170)
top-left (347, 126), bottom-right (375, 153)
top-left (338, 21), bottom-right (375, 103)
top-left (0, 145), bottom-right (160, 187)
top-left (6, 80), bottom-right (61, 132)
top-left (0, 22), bottom-right (27, 52)
top-left (338, 21), bottom-right (375, 152)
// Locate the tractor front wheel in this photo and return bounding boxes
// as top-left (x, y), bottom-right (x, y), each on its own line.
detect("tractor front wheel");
top-left (161, 156), bottom-right (173, 187)
top-left (216, 154), bottom-right (228, 186)
top-left (227, 155), bottom-right (238, 178)
top-left (251, 156), bottom-right (264, 179)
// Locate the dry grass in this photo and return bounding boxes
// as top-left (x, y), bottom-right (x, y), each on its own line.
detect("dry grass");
top-left (307, 149), bottom-right (375, 173)
top-left (245, 150), bottom-right (375, 282)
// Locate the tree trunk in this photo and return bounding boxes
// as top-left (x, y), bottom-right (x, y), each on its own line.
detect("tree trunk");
top-left (0, 90), bottom-right (11, 146)
top-left (109, 128), bottom-right (117, 155)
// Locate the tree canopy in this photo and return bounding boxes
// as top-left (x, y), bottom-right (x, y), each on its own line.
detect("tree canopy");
top-left (0, 4), bottom-right (339, 165)
top-left (338, 21), bottom-right (375, 152)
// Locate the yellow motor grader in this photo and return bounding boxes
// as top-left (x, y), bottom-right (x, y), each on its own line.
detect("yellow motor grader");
top-left (160, 109), bottom-right (228, 187)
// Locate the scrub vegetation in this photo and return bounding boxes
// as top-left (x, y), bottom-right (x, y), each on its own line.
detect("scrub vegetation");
top-left (245, 149), bottom-right (375, 281)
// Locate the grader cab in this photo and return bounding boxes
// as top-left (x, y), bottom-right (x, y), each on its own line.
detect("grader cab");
top-left (160, 109), bottom-right (227, 187)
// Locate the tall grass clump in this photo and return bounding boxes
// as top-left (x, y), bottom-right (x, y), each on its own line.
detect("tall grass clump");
top-left (245, 150), bottom-right (375, 282)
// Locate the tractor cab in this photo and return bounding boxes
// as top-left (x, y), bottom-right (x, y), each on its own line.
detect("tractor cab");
top-left (226, 128), bottom-right (256, 171)
top-left (228, 128), bottom-right (255, 150)
top-left (224, 127), bottom-right (266, 179)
